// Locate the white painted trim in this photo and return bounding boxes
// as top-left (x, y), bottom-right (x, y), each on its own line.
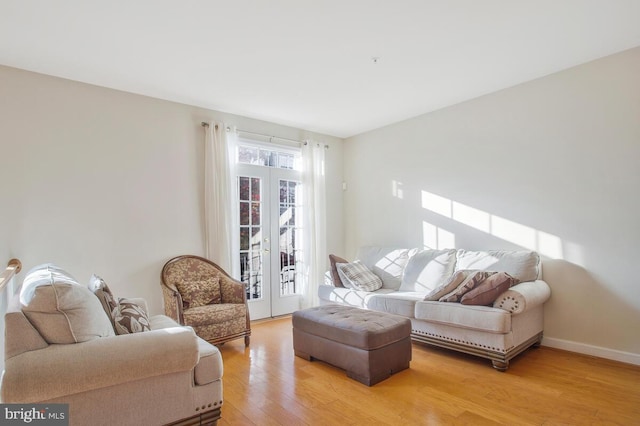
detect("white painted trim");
top-left (542, 337), bottom-right (640, 366)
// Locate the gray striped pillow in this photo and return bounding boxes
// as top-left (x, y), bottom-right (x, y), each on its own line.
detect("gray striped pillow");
top-left (336, 261), bottom-right (383, 292)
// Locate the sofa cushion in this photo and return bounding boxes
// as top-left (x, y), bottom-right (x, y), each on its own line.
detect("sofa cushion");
top-left (439, 271), bottom-right (496, 303)
top-left (461, 272), bottom-right (518, 306)
top-left (365, 291), bottom-right (425, 318)
top-left (194, 337), bottom-right (223, 385)
top-left (21, 265), bottom-right (115, 344)
top-left (328, 254), bottom-right (348, 287)
top-left (455, 250), bottom-right (540, 282)
top-left (336, 261), bottom-right (383, 291)
top-left (317, 284), bottom-right (419, 318)
top-left (113, 298), bottom-right (152, 334)
top-left (183, 303), bottom-right (247, 327)
top-left (415, 301), bottom-right (512, 334)
top-left (175, 276), bottom-right (222, 309)
top-left (399, 249), bottom-right (456, 293)
top-left (318, 285), bottom-right (395, 309)
top-left (149, 314), bottom-right (182, 330)
top-left (355, 247), bottom-right (412, 290)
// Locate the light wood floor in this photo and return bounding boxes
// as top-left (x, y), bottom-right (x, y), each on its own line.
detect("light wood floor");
top-left (217, 317), bottom-right (640, 425)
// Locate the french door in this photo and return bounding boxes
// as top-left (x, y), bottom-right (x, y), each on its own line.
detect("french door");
top-left (237, 164), bottom-right (302, 320)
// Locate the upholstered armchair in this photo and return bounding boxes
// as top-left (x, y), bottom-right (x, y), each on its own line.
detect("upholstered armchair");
top-left (161, 255), bottom-right (251, 346)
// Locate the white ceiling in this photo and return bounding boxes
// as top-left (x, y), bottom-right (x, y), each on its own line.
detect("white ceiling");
top-left (1, 1), bottom-right (639, 138)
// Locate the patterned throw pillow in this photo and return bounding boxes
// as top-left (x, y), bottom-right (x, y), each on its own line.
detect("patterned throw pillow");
top-left (424, 270), bottom-right (471, 301)
top-left (89, 274), bottom-right (118, 327)
top-left (175, 276), bottom-right (222, 309)
top-left (335, 261), bottom-right (383, 292)
top-left (461, 272), bottom-right (518, 306)
top-left (113, 298), bottom-right (151, 335)
top-left (439, 271), bottom-right (496, 302)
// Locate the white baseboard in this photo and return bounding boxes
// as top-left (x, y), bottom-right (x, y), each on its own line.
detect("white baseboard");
top-left (542, 337), bottom-right (640, 366)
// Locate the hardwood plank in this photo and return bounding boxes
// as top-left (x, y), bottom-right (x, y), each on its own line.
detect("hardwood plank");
top-left (217, 317), bottom-right (640, 425)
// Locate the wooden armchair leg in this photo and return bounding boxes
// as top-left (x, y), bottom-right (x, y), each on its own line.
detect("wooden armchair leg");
top-left (244, 335), bottom-right (250, 347)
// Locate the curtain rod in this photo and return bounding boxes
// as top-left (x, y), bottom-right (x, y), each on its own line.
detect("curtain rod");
top-left (237, 128), bottom-right (307, 146)
top-left (201, 122), bottom-right (328, 148)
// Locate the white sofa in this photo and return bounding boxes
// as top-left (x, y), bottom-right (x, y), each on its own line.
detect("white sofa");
top-left (318, 247), bottom-right (551, 371)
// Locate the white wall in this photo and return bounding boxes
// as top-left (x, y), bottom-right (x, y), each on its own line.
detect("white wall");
top-left (0, 65), bottom-right (344, 317)
top-left (343, 47), bottom-right (640, 363)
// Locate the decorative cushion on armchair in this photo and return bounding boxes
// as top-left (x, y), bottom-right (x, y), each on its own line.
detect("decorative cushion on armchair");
top-left (161, 255), bottom-right (251, 346)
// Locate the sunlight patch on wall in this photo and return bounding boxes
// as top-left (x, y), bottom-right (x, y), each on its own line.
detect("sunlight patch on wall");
top-left (452, 202), bottom-right (490, 233)
top-left (423, 221), bottom-right (456, 250)
top-left (392, 180), bottom-right (404, 199)
top-left (421, 190), bottom-right (563, 259)
top-left (421, 190), bottom-right (451, 216)
top-left (491, 215), bottom-right (535, 249)
top-left (537, 230), bottom-right (564, 260)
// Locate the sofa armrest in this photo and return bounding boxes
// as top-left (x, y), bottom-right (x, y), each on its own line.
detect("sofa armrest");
top-left (493, 280), bottom-right (551, 314)
top-left (219, 275), bottom-right (246, 304)
top-left (2, 326), bottom-right (199, 404)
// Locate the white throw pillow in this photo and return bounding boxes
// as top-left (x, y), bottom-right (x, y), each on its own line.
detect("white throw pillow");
top-left (336, 261), bottom-right (383, 292)
top-left (399, 249), bottom-right (456, 293)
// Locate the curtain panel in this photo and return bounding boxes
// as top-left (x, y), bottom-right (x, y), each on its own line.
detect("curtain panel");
top-left (204, 123), bottom-right (238, 274)
top-left (300, 141), bottom-right (327, 309)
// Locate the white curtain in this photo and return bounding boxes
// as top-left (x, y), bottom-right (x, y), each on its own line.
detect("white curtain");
top-left (299, 141), bottom-right (327, 309)
top-left (204, 122), bottom-right (238, 274)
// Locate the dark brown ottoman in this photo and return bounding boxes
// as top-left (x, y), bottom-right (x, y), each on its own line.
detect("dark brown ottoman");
top-left (292, 305), bottom-right (412, 386)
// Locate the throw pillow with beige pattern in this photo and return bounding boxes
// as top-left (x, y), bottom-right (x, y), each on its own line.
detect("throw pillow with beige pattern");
top-left (439, 271), bottom-right (496, 303)
top-left (461, 272), bottom-right (519, 306)
top-left (336, 261), bottom-right (383, 292)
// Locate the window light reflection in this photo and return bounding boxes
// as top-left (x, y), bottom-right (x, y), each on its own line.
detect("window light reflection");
top-left (421, 190), bottom-right (563, 259)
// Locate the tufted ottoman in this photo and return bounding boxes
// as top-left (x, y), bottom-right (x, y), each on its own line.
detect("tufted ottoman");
top-left (292, 305), bottom-right (412, 386)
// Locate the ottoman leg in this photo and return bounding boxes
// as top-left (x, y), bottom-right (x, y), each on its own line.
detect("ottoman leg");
top-left (347, 370), bottom-right (390, 386)
top-left (294, 349), bottom-right (312, 361)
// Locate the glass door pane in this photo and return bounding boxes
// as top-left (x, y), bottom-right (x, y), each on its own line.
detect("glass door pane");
top-left (278, 179), bottom-right (302, 296)
top-left (238, 176), bottom-right (264, 301)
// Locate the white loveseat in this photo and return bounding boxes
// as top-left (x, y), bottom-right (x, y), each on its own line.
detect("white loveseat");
top-left (318, 247), bottom-right (551, 371)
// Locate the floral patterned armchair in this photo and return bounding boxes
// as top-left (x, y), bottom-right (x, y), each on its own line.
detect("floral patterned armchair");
top-left (161, 255), bottom-right (251, 346)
